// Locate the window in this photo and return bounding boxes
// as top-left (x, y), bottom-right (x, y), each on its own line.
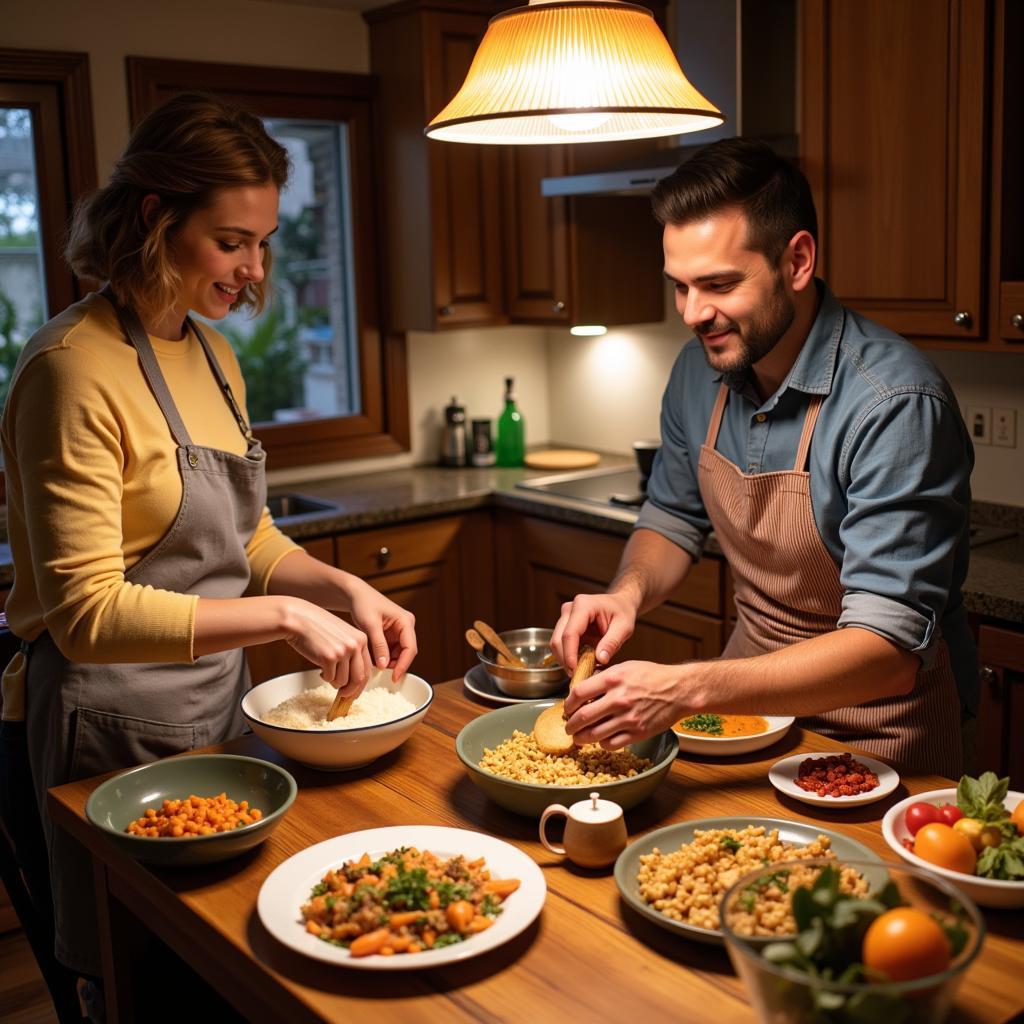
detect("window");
top-left (128, 57), bottom-right (409, 468)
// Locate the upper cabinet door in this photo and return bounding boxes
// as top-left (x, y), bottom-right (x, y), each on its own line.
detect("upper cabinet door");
top-left (801, 0), bottom-right (987, 339)
top-left (423, 11), bottom-right (506, 329)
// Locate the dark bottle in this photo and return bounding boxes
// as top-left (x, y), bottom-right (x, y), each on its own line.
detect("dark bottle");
top-left (440, 395), bottom-right (468, 467)
top-left (495, 377), bottom-right (525, 467)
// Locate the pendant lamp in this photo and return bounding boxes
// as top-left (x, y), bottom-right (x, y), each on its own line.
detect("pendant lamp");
top-left (425, 0), bottom-right (723, 145)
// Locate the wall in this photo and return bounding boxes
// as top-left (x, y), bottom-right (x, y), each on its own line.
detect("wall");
top-left (547, 294), bottom-right (1024, 508)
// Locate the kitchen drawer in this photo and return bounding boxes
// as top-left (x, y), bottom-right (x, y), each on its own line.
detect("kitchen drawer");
top-left (999, 282), bottom-right (1024, 341)
top-left (337, 517), bottom-right (463, 579)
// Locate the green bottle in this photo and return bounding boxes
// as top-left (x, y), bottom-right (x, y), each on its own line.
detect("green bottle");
top-left (495, 376), bottom-right (525, 467)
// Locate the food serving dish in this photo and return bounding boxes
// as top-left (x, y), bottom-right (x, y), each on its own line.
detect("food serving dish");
top-left (672, 714), bottom-right (794, 756)
top-left (613, 817), bottom-right (883, 946)
top-left (85, 753), bottom-right (296, 867)
top-left (882, 788), bottom-right (1024, 909)
top-left (241, 667), bottom-right (432, 771)
top-left (463, 664), bottom-right (567, 706)
top-left (768, 751), bottom-right (900, 808)
top-left (475, 627), bottom-right (568, 698)
top-left (455, 701), bottom-right (678, 818)
top-left (257, 825), bottom-right (546, 969)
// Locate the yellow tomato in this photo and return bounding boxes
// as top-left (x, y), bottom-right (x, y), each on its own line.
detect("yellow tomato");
top-left (1012, 800), bottom-right (1024, 837)
top-left (953, 817), bottom-right (1003, 852)
top-left (862, 907), bottom-right (952, 982)
top-left (913, 822), bottom-right (977, 875)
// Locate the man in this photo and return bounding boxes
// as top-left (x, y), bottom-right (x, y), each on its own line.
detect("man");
top-left (553, 138), bottom-right (975, 778)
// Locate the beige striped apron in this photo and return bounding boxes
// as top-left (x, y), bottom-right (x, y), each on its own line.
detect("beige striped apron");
top-left (698, 383), bottom-right (962, 778)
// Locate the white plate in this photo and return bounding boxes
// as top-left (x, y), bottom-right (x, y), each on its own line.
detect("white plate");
top-left (614, 817), bottom-right (883, 946)
top-left (672, 715), bottom-right (794, 755)
top-left (881, 788), bottom-right (1024, 909)
top-left (463, 663), bottom-right (567, 705)
top-left (768, 752), bottom-right (900, 808)
top-left (257, 825), bottom-right (546, 969)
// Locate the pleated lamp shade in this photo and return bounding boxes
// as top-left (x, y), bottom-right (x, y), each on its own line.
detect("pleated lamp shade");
top-left (425, 0), bottom-right (724, 145)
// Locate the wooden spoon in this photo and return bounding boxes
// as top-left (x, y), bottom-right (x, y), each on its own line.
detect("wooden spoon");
top-left (326, 687), bottom-right (356, 721)
top-left (465, 628), bottom-right (517, 667)
top-left (473, 620), bottom-right (528, 668)
top-left (533, 646), bottom-right (596, 755)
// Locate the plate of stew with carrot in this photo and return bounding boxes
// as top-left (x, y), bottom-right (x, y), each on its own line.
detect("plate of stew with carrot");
top-left (257, 826), bottom-right (546, 968)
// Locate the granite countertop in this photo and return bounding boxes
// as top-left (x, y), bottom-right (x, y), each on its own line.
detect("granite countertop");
top-left (2, 457), bottom-right (1022, 625)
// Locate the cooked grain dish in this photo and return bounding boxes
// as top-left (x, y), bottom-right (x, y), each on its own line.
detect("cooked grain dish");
top-left (479, 729), bottom-right (652, 785)
top-left (263, 684), bottom-right (416, 730)
top-left (637, 825), bottom-right (867, 934)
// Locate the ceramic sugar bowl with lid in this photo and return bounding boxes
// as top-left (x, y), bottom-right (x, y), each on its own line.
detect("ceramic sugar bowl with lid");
top-left (539, 792), bottom-right (628, 869)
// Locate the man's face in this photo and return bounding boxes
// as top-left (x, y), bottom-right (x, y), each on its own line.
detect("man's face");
top-left (663, 208), bottom-right (795, 382)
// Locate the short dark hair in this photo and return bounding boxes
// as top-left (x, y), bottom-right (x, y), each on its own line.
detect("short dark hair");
top-left (650, 137), bottom-right (817, 265)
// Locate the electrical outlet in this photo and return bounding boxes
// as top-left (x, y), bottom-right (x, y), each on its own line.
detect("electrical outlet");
top-left (966, 406), bottom-right (991, 445)
top-left (993, 407), bottom-right (1017, 448)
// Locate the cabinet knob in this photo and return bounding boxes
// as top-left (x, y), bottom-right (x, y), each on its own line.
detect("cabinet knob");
top-left (439, 305), bottom-right (453, 317)
top-left (552, 300), bottom-right (565, 313)
top-left (377, 546), bottom-right (391, 568)
top-left (1011, 313), bottom-right (1024, 331)
top-left (979, 665), bottom-right (999, 692)
top-left (953, 310), bottom-right (973, 328)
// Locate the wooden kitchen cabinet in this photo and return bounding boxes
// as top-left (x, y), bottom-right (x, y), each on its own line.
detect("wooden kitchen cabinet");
top-left (494, 513), bottom-right (725, 662)
top-left (975, 621), bottom-right (1024, 790)
top-left (246, 514), bottom-right (494, 688)
top-left (367, 0), bottom-right (667, 332)
top-left (801, 0), bottom-right (988, 341)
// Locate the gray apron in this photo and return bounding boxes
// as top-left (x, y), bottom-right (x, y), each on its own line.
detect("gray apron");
top-left (26, 291), bottom-right (266, 974)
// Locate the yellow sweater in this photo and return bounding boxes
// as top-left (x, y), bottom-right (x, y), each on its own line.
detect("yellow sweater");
top-left (1, 292), bottom-right (299, 719)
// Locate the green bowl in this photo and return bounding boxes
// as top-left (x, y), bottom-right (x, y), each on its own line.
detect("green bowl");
top-left (85, 753), bottom-right (297, 867)
top-left (455, 701), bottom-right (678, 818)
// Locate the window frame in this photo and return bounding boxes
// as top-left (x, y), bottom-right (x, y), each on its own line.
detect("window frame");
top-left (127, 56), bottom-right (409, 469)
top-left (0, 48), bottom-right (98, 503)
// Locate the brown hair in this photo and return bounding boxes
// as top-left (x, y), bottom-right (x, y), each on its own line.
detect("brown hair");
top-left (65, 92), bottom-right (289, 322)
top-left (650, 138), bottom-right (817, 266)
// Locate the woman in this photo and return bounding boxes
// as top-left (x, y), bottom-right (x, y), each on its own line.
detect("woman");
top-left (0, 93), bottom-right (418, 990)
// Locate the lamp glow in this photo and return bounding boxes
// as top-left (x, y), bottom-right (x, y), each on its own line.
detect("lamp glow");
top-left (425, 0), bottom-right (723, 145)
top-left (570, 325), bottom-right (608, 336)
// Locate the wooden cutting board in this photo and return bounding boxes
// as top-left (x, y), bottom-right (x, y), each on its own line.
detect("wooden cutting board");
top-left (524, 449), bottom-right (601, 470)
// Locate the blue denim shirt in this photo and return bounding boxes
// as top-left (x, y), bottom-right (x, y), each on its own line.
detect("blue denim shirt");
top-left (636, 281), bottom-right (977, 708)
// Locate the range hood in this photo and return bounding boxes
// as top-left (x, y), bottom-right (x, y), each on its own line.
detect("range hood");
top-left (542, 0), bottom-right (797, 198)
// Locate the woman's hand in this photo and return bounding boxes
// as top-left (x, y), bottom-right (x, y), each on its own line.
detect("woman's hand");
top-left (278, 598), bottom-right (375, 698)
top-left (346, 579), bottom-right (418, 682)
top-left (562, 660), bottom-right (689, 750)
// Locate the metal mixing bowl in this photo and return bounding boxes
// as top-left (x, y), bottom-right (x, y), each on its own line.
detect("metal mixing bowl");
top-left (476, 627), bottom-right (568, 698)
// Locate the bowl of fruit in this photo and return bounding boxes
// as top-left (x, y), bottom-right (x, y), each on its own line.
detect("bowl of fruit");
top-left (881, 772), bottom-right (1024, 909)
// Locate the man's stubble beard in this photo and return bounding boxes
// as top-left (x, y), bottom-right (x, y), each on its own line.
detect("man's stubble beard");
top-left (700, 273), bottom-right (796, 390)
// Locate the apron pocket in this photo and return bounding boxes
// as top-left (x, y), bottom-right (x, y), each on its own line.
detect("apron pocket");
top-left (69, 706), bottom-right (208, 781)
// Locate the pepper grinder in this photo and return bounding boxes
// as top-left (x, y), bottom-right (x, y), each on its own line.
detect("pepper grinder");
top-left (440, 396), bottom-right (468, 467)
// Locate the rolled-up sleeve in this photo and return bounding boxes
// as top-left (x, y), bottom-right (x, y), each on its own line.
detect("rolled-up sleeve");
top-left (634, 346), bottom-right (713, 560)
top-left (835, 389), bottom-right (973, 668)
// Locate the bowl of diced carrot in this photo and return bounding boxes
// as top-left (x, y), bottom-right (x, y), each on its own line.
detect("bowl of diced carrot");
top-left (85, 753), bottom-right (297, 866)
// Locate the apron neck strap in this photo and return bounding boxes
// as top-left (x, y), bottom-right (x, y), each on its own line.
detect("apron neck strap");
top-left (704, 383), bottom-right (730, 449)
top-left (186, 317), bottom-right (254, 443)
top-left (793, 395), bottom-right (824, 472)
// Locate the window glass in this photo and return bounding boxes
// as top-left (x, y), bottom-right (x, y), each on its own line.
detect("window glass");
top-left (210, 118), bottom-right (361, 426)
top-left (0, 107), bottom-right (46, 408)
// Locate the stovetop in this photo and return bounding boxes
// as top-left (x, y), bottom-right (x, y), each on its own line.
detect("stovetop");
top-left (516, 466), bottom-right (647, 508)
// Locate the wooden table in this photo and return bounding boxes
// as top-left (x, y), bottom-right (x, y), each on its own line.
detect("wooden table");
top-left (49, 680), bottom-right (1024, 1023)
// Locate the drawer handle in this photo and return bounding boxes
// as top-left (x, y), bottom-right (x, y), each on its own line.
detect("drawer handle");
top-left (979, 665), bottom-right (999, 693)
top-left (953, 310), bottom-right (972, 328)
top-left (1011, 313), bottom-right (1023, 331)
top-left (377, 546), bottom-right (391, 568)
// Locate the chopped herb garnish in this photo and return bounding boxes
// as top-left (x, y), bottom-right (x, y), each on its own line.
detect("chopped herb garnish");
top-left (309, 882), bottom-right (328, 898)
top-left (433, 932), bottom-right (464, 948)
top-left (678, 713), bottom-right (725, 735)
top-left (721, 837), bottom-right (742, 853)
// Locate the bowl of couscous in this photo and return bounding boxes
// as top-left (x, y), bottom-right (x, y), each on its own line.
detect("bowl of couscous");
top-left (455, 700), bottom-right (678, 817)
top-left (85, 753), bottom-right (297, 866)
top-left (241, 667), bottom-right (433, 771)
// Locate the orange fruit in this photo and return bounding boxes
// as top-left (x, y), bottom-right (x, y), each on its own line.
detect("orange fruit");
top-left (1011, 799), bottom-right (1024, 837)
top-left (913, 822), bottom-right (977, 875)
top-left (862, 907), bottom-right (952, 982)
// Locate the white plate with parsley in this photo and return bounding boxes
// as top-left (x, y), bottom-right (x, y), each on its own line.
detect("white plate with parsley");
top-left (257, 825), bottom-right (546, 969)
top-left (672, 713), bottom-right (794, 756)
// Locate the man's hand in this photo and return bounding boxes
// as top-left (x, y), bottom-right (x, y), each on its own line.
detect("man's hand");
top-left (550, 591), bottom-right (639, 671)
top-left (562, 660), bottom-right (689, 750)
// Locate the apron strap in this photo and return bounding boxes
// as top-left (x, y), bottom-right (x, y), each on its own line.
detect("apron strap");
top-left (703, 383), bottom-right (730, 449)
top-left (793, 395), bottom-right (824, 472)
top-left (186, 317), bottom-right (255, 443)
top-left (101, 286), bottom-right (193, 449)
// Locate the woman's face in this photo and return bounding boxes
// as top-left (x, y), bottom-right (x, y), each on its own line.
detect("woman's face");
top-left (167, 183), bottom-right (279, 328)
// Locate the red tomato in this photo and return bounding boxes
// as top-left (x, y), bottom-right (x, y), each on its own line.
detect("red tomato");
top-left (904, 802), bottom-right (941, 836)
top-left (937, 803), bottom-right (964, 826)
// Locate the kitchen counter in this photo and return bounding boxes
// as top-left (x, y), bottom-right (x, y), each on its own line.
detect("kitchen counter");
top-left (48, 679), bottom-right (1024, 1023)
top-left (3, 458), bottom-right (1022, 624)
